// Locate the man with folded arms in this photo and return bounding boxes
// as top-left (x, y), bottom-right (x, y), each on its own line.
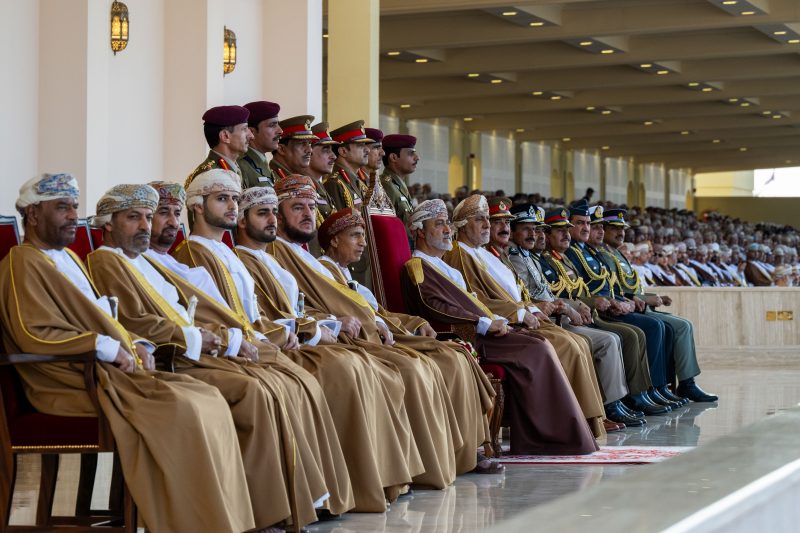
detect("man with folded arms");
top-left (86, 183), bottom-right (351, 529)
top-left (400, 199), bottom-right (598, 456)
top-left (0, 174), bottom-right (254, 533)
top-left (232, 185), bottom-right (427, 511)
top-left (269, 174), bottom-right (463, 489)
top-left (444, 195), bottom-right (607, 438)
top-left (168, 170), bottom-right (356, 520)
top-left (315, 207), bottom-right (500, 474)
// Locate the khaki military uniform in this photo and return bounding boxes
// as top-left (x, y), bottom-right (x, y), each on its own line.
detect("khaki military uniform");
top-left (380, 170), bottom-right (414, 225)
top-left (185, 150), bottom-right (242, 188)
top-left (239, 147), bottom-right (275, 188)
top-left (323, 163), bottom-right (372, 289)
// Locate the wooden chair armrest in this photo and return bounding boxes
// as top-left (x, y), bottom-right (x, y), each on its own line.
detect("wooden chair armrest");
top-left (0, 350), bottom-right (113, 447)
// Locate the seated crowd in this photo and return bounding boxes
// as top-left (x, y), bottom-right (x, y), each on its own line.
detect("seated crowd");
top-left (2, 102), bottom-right (732, 532)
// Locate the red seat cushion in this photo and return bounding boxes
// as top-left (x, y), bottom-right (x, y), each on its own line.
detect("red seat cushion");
top-left (479, 363), bottom-right (506, 380)
top-left (0, 217), bottom-right (21, 262)
top-left (67, 220), bottom-right (94, 261)
top-left (168, 227), bottom-right (186, 254)
top-left (222, 230), bottom-right (235, 249)
top-left (370, 214), bottom-right (411, 313)
top-left (90, 227), bottom-right (104, 249)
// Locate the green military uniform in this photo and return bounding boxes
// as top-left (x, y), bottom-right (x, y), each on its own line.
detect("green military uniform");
top-left (380, 171), bottom-right (414, 225)
top-left (186, 150), bottom-right (242, 189)
top-left (239, 147), bottom-right (275, 188)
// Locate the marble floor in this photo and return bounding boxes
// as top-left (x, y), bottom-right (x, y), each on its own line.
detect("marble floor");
top-left (8, 363), bottom-right (800, 532)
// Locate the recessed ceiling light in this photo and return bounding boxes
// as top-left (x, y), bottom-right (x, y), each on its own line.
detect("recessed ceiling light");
top-left (532, 91), bottom-right (544, 96)
top-left (773, 114), bottom-right (783, 118)
top-left (644, 121), bottom-right (654, 126)
top-left (701, 87), bottom-right (713, 92)
top-left (680, 131), bottom-right (691, 135)
top-left (600, 49), bottom-right (615, 54)
top-left (387, 51), bottom-right (401, 56)
top-left (788, 39), bottom-right (800, 44)
top-left (490, 79), bottom-right (503, 84)
top-left (400, 104), bottom-right (411, 109)
top-left (785, 159), bottom-right (793, 164)
top-left (740, 102), bottom-right (751, 107)
top-left (516, 128), bottom-right (525, 133)
top-left (463, 117), bottom-right (473, 122)
top-left (740, 11), bottom-right (755, 15)
top-left (712, 139), bottom-right (721, 143)
top-left (562, 137), bottom-right (572, 142)
top-left (502, 11), bottom-right (518, 16)
top-left (467, 73), bottom-right (480, 78)
top-left (722, 0), bottom-right (737, 4)
top-left (586, 106), bottom-right (596, 111)
top-left (601, 110), bottom-right (612, 115)
top-left (688, 82), bottom-right (700, 87)
top-left (739, 147), bottom-right (748, 151)
top-left (640, 63), bottom-right (653, 68)
top-left (656, 70), bottom-right (669, 75)
top-left (415, 58), bottom-right (429, 63)
top-left (774, 31), bottom-right (788, 35)
top-left (762, 110), bottom-right (772, 115)
top-left (728, 97), bottom-right (739, 102)
top-left (579, 41), bottom-right (593, 46)
top-left (529, 21), bottom-right (545, 27)
top-left (601, 145), bottom-right (610, 150)
top-left (550, 95), bottom-right (562, 100)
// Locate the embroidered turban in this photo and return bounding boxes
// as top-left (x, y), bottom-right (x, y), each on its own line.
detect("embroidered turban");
top-left (274, 174), bottom-right (316, 202)
top-left (16, 173), bottom-right (80, 215)
top-left (238, 186), bottom-right (278, 221)
top-left (92, 184), bottom-right (159, 227)
top-left (148, 181), bottom-right (186, 206)
top-left (409, 199), bottom-right (448, 232)
top-left (317, 208), bottom-right (365, 251)
top-left (452, 195), bottom-right (488, 228)
top-left (185, 169), bottom-right (242, 208)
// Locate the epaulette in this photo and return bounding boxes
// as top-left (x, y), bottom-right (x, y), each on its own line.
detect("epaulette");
top-left (185, 160), bottom-right (217, 188)
top-left (404, 257), bottom-right (424, 285)
top-left (509, 248), bottom-right (519, 255)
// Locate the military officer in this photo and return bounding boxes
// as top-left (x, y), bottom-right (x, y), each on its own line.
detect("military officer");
top-left (239, 100), bottom-right (282, 188)
top-left (305, 122), bottom-right (340, 256)
top-left (186, 105), bottom-right (252, 188)
top-left (269, 115), bottom-right (317, 182)
top-left (380, 134), bottom-right (418, 232)
top-left (324, 120), bottom-right (375, 288)
top-left (364, 128), bottom-right (385, 183)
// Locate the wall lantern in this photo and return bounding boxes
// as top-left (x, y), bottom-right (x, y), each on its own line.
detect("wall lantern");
top-left (223, 27), bottom-right (237, 75)
top-left (110, 1), bottom-right (129, 55)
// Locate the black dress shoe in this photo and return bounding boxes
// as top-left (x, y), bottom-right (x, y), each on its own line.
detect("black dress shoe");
top-left (618, 401), bottom-right (645, 419)
top-left (677, 379), bottom-right (719, 402)
top-left (624, 392), bottom-right (671, 415)
top-left (658, 385), bottom-right (690, 406)
top-left (650, 389), bottom-right (682, 410)
top-left (605, 401), bottom-right (646, 426)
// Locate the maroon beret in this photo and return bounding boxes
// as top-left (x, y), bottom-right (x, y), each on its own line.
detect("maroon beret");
top-left (364, 128), bottom-right (384, 144)
top-left (382, 134), bottom-right (417, 150)
top-left (202, 105), bottom-right (250, 127)
top-left (244, 101), bottom-right (281, 128)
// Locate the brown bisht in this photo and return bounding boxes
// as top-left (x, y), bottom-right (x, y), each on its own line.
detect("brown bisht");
top-left (317, 255), bottom-right (496, 474)
top-left (86, 247), bottom-right (308, 528)
top-left (401, 255), bottom-right (598, 456)
top-left (0, 244), bottom-right (255, 533)
top-left (269, 238), bottom-right (460, 489)
top-left (168, 240), bottom-right (356, 520)
top-left (443, 241), bottom-right (606, 438)
top-left (235, 245), bottom-right (421, 512)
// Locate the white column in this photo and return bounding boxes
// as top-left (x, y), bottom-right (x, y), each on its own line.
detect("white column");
top-left (262, 0), bottom-right (323, 119)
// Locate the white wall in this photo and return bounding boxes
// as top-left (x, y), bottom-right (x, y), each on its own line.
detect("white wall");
top-left (379, 112), bottom-right (400, 134)
top-left (642, 163), bottom-right (666, 208)
top-left (0, 0), bottom-right (39, 217)
top-left (605, 157), bottom-right (629, 205)
top-left (406, 119), bottom-right (449, 194)
top-left (223, 0), bottom-right (263, 107)
top-left (572, 149), bottom-right (600, 201)
top-left (521, 141), bottom-right (551, 197)
top-left (480, 132), bottom-right (516, 194)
